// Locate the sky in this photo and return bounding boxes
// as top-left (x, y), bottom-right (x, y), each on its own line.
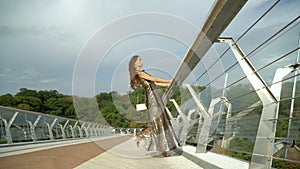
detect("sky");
top-left (0, 0), bottom-right (299, 97)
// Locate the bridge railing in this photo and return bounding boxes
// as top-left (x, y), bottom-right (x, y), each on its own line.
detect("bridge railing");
top-left (165, 0), bottom-right (300, 168)
top-left (0, 106), bottom-right (114, 144)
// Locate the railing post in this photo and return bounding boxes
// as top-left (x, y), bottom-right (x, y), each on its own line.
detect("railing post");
top-left (97, 124), bottom-right (102, 136)
top-left (94, 124), bottom-right (99, 136)
top-left (77, 125), bottom-right (83, 138)
top-left (44, 118), bottom-right (57, 140)
top-left (90, 124), bottom-right (94, 137)
top-left (219, 37), bottom-right (276, 168)
top-left (89, 124), bottom-right (94, 137)
top-left (80, 122), bottom-right (86, 137)
top-left (71, 121), bottom-right (78, 138)
top-left (105, 126), bottom-right (109, 136)
top-left (165, 107), bottom-right (175, 123)
top-left (62, 120), bottom-right (69, 139)
top-left (2, 112), bottom-right (18, 144)
top-left (198, 98), bottom-right (224, 152)
top-left (183, 84), bottom-right (212, 153)
top-left (219, 37), bottom-right (299, 169)
top-left (103, 126), bottom-right (107, 136)
top-left (98, 125), bottom-right (103, 136)
top-left (58, 121), bottom-right (68, 139)
top-left (58, 124), bottom-right (63, 139)
top-left (108, 127), bottom-right (111, 135)
top-left (221, 101), bottom-right (233, 148)
top-left (169, 99), bottom-right (197, 146)
top-left (99, 125), bottom-right (103, 136)
top-left (86, 123), bottom-right (91, 137)
top-left (92, 124), bottom-right (97, 137)
top-left (27, 115), bottom-right (41, 141)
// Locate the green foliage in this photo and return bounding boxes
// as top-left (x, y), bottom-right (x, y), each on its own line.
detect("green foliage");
top-left (101, 102), bottom-right (129, 127)
top-left (128, 86), bottom-right (146, 106)
top-left (44, 97), bottom-right (75, 118)
top-left (73, 96), bottom-right (99, 122)
top-left (0, 88), bottom-right (74, 119)
top-left (226, 83), bottom-right (260, 113)
top-left (15, 95), bottom-right (42, 112)
top-left (230, 138), bottom-right (254, 153)
top-left (16, 103), bottom-right (31, 110)
top-left (230, 151), bottom-right (252, 161)
top-left (96, 92), bottom-right (113, 109)
top-left (0, 94), bottom-right (16, 107)
top-left (16, 88), bottom-right (39, 98)
top-left (272, 159), bottom-right (300, 169)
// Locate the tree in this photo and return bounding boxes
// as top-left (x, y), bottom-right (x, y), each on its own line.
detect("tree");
top-left (96, 92), bottom-right (113, 109)
top-left (37, 90), bottom-right (60, 102)
top-left (16, 88), bottom-right (39, 98)
top-left (73, 96), bottom-right (99, 121)
top-left (15, 96), bottom-right (42, 112)
top-left (16, 103), bottom-right (31, 110)
top-left (101, 102), bottom-right (129, 127)
top-left (0, 94), bottom-right (16, 107)
top-left (44, 97), bottom-right (74, 117)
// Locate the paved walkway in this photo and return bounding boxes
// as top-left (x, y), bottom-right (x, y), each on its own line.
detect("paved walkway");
top-left (0, 135), bottom-right (202, 169)
top-left (0, 135), bottom-right (250, 169)
top-left (76, 137), bottom-right (202, 169)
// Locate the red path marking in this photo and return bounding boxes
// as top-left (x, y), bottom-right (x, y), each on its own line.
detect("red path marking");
top-left (0, 136), bottom-right (131, 169)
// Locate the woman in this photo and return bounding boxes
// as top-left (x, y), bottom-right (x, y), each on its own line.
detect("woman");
top-left (129, 55), bottom-right (179, 157)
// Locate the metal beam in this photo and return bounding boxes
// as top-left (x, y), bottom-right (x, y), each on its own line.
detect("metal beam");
top-left (165, 107), bottom-right (174, 120)
top-left (164, 0), bottom-right (248, 101)
top-left (169, 99), bottom-right (189, 122)
top-left (184, 84), bottom-right (209, 118)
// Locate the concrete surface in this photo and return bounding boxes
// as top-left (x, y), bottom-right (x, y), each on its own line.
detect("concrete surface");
top-left (75, 137), bottom-right (202, 169)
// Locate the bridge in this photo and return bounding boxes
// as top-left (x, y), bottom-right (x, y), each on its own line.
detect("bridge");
top-left (1, 0), bottom-right (300, 168)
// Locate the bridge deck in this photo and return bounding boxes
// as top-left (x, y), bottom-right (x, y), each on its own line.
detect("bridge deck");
top-left (0, 135), bottom-right (201, 169)
top-left (0, 135), bottom-right (250, 169)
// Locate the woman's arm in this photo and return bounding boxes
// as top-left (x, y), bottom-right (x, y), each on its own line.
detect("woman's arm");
top-left (154, 82), bottom-right (171, 87)
top-left (138, 71), bottom-right (172, 83)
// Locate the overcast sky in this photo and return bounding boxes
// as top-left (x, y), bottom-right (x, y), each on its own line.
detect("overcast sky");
top-left (0, 0), bottom-right (299, 97)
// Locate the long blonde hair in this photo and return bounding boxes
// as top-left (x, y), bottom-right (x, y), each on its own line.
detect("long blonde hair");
top-left (128, 55), bottom-right (141, 89)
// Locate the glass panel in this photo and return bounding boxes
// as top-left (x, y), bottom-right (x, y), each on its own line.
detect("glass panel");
top-left (166, 1), bottom-right (300, 167)
top-left (0, 106), bottom-right (112, 144)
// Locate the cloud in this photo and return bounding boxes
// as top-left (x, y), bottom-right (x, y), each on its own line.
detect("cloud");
top-left (40, 79), bottom-right (57, 83)
top-left (0, 25), bottom-right (42, 36)
top-left (0, 24), bottom-right (74, 41)
top-left (1, 68), bottom-right (58, 84)
top-left (2, 69), bottom-right (39, 83)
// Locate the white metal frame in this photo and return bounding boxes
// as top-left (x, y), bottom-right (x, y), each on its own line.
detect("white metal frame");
top-left (219, 37), bottom-right (300, 169)
top-left (182, 84), bottom-right (231, 153)
top-left (168, 99), bottom-right (198, 146)
top-left (1, 112), bottom-right (18, 143)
